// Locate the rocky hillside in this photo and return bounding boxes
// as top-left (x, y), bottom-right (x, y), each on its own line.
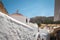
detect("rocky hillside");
top-left (30, 16), bottom-right (54, 24)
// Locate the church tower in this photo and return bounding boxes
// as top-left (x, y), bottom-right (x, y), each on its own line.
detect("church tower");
top-left (54, 0), bottom-right (60, 21)
top-left (0, 0), bottom-right (8, 14)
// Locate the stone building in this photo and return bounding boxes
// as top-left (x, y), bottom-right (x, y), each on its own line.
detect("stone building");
top-left (54, 0), bottom-right (60, 21)
top-left (9, 10), bottom-right (30, 23)
top-left (0, 0), bottom-right (8, 14)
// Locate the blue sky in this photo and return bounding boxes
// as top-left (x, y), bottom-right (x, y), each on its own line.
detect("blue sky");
top-left (2, 0), bottom-right (54, 18)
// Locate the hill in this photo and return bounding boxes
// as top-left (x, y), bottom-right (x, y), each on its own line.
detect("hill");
top-left (30, 16), bottom-right (54, 24)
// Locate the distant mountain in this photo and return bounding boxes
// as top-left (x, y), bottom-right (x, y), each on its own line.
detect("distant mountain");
top-left (30, 16), bottom-right (54, 24)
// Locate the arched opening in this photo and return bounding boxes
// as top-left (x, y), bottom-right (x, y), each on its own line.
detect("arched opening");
top-left (56, 30), bottom-right (60, 40)
top-left (50, 27), bottom-right (60, 40)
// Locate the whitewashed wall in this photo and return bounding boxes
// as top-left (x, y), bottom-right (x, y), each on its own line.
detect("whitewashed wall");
top-left (0, 12), bottom-right (38, 40)
top-left (9, 15), bottom-right (27, 23)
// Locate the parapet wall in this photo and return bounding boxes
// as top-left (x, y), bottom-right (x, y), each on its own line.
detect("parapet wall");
top-left (0, 12), bottom-right (38, 40)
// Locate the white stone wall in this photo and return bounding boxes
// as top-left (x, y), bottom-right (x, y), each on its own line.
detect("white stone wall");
top-left (27, 23), bottom-right (38, 28)
top-left (0, 12), bottom-right (38, 40)
top-left (9, 15), bottom-right (27, 23)
top-left (9, 15), bottom-right (30, 23)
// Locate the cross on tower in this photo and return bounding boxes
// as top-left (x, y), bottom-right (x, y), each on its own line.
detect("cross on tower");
top-left (16, 9), bottom-right (19, 14)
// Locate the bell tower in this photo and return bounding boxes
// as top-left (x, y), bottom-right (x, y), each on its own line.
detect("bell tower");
top-left (0, 0), bottom-right (8, 14)
top-left (54, 0), bottom-right (60, 21)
